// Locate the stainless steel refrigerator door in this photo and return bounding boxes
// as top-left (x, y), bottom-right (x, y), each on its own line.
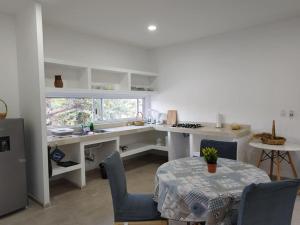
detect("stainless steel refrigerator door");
top-left (0, 119), bottom-right (27, 216)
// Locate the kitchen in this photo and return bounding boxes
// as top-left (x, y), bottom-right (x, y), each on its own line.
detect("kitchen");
top-left (1, 1), bottom-right (300, 225)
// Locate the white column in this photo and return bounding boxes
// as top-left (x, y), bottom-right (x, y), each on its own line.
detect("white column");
top-left (16, 1), bottom-right (49, 206)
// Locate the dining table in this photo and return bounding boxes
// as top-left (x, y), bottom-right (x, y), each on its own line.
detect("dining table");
top-left (154, 157), bottom-right (270, 225)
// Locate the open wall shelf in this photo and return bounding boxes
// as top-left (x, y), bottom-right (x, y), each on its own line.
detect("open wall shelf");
top-left (131, 73), bottom-right (157, 92)
top-left (44, 61), bottom-right (89, 89)
top-left (91, 68), bottom-right (129, 91)
top-left (44, 58), bottom-right (159, 96)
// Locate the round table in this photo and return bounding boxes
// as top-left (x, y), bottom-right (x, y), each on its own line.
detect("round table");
top-left (249, 141), bottom-right (300, 180)
top-left (154, 157), bottom-right (270, 225)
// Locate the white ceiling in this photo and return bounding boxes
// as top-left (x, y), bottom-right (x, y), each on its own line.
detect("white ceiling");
top-left (1, 0), bottom-right (300, 48)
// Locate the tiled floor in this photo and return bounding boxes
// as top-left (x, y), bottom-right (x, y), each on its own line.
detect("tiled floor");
top-left (0, 154), bottom-right (299, 225)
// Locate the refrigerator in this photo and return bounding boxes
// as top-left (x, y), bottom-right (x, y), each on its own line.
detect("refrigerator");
top-left (0, 119), bottom-right (27, 216)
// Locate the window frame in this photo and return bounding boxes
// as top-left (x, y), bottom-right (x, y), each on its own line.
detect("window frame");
top-left (94, 98), bottom-right (145, 122)
top-left (45, 92), bottom-right (150, 128)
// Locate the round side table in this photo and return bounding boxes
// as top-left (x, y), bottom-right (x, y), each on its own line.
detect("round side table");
top-left (249, 141), bottom-right (300, 180)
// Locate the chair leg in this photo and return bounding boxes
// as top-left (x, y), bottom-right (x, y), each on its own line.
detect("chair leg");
top-left (115, 220), bottom-right (168, 225)
top-left (187, 222), bottom-right (205, 225)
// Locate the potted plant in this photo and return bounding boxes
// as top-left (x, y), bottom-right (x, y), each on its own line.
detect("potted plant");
top-left (202, 147), bottom-right (218, 173)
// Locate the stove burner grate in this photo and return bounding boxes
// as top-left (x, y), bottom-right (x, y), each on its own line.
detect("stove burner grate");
top-left (172, 123), bottom-right (203, 129)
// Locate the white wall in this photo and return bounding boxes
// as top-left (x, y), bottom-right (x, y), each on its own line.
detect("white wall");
top-left (43, 25), bottom-right (156, 72)
top-left (152, 17), bottom-right (300, 177)
top-left (0, 13), bottom-right (20, 117)
top-left (16, 2), bottom-right (49, 206)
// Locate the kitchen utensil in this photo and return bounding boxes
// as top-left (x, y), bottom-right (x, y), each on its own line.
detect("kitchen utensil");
top-left (134, 112), bottom-right (145, 126)
top-left (167, 110), bottom-right (177, 125)
top-left (216, 113), bottom-right (222, 128)
top-left (231, 123), bottom-right (241, 130)
top-left (50, 128), bottom-right (74, 136)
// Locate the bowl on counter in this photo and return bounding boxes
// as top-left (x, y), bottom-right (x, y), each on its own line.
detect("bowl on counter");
top-left (50, 128), bottom-right (74, 136)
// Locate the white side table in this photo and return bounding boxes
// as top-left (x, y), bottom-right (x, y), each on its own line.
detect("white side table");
top-left (249, 141), bottom-right (300, 180)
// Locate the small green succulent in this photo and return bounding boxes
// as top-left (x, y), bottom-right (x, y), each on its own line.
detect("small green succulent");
top-left (201, 147), bottom-right (218, 164)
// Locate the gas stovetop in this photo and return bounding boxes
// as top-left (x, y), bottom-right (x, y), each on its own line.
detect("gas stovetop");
top-left (172, 123), bottom-right (203, 129)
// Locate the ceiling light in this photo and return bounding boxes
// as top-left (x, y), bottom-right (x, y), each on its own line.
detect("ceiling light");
top-left (147, 25), bottom-right (157, 31)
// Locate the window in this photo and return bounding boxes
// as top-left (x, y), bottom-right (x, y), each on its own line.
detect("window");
top-left (46, 97), bottom-right (144, 127)
top-left (102, 99), bottom-right (142, 121)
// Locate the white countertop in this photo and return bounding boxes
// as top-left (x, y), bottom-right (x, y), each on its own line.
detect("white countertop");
top-left (47, 125), bottom-right (153, 146)
top-left (154, 124), bottom-right (250, 138)
top-left (47, 123), bottom-right (251, 146)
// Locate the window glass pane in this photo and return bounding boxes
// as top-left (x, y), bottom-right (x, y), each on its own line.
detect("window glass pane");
top-left (46, 97), bottom-right (145, 126)
top-left (93, 99), bottom-right (102, 122)
top-left (46, 98), bottom-right (93, 126)
top-left (138, 98), bottom-right (144, 113)
top-left (102, 99), bottom-right (139, 120)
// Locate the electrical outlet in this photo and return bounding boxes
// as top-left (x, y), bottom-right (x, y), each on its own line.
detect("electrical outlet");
top-left (289, 110), bottom-right (294, 119)
top-left (280, 110), bottom-right (286, 117)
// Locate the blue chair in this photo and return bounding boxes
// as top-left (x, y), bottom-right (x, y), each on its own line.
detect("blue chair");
top-left (103, 151), bottom-right (167, 225)
top-left (200, 139), bottom-right (237, 160)
top-left (232, 180), bottom-right (300, 225)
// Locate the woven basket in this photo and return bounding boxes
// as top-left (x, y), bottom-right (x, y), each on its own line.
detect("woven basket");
top-left (133, 121), bottom-right (145, 126)
top-left (261, 136), bottom-right (286, 145)
top-left (134, 112), bottom-right (144, 126)
top-left (253, 121), bottom-right (286, 145)
top-left (0, 99), bottom-right (7, 120)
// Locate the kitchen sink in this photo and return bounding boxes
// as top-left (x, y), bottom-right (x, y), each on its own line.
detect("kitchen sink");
top-left (93, 129), bottom-right (109, 133)
top-left (73, 129), bottom-right (109, 136)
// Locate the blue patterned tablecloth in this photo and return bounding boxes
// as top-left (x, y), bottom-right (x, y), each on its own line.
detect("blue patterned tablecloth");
top-left (154, 157), bottom-right (270, 225)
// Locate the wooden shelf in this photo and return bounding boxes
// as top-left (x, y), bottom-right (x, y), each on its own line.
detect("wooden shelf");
top-left (120, 142), bottom-right (167, 158)
top-left (52, 163), bottom-right (82, 176)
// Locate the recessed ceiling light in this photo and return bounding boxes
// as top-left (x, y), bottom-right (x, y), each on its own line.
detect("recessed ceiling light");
top-left (147, 25), bottom-right (157, 31)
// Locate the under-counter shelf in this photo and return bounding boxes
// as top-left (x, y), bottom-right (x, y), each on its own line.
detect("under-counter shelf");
top-left (52, 163), bottom-right (82, 176)
top-left (119, 130), bottom-right (168, 158)
top-left (120, 142), bottom-right (167, 158)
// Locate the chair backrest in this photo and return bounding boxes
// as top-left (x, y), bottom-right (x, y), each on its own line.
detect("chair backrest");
top-left (237, 180), bottom-right (300, 225)
top-left (200, 139), bottom-right (237, 160)
top-left (103, 151), bottom-right (128, 215)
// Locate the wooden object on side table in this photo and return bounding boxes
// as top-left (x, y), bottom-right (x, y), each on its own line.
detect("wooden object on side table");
top-left (253, 120), bottom-right (286, 145)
